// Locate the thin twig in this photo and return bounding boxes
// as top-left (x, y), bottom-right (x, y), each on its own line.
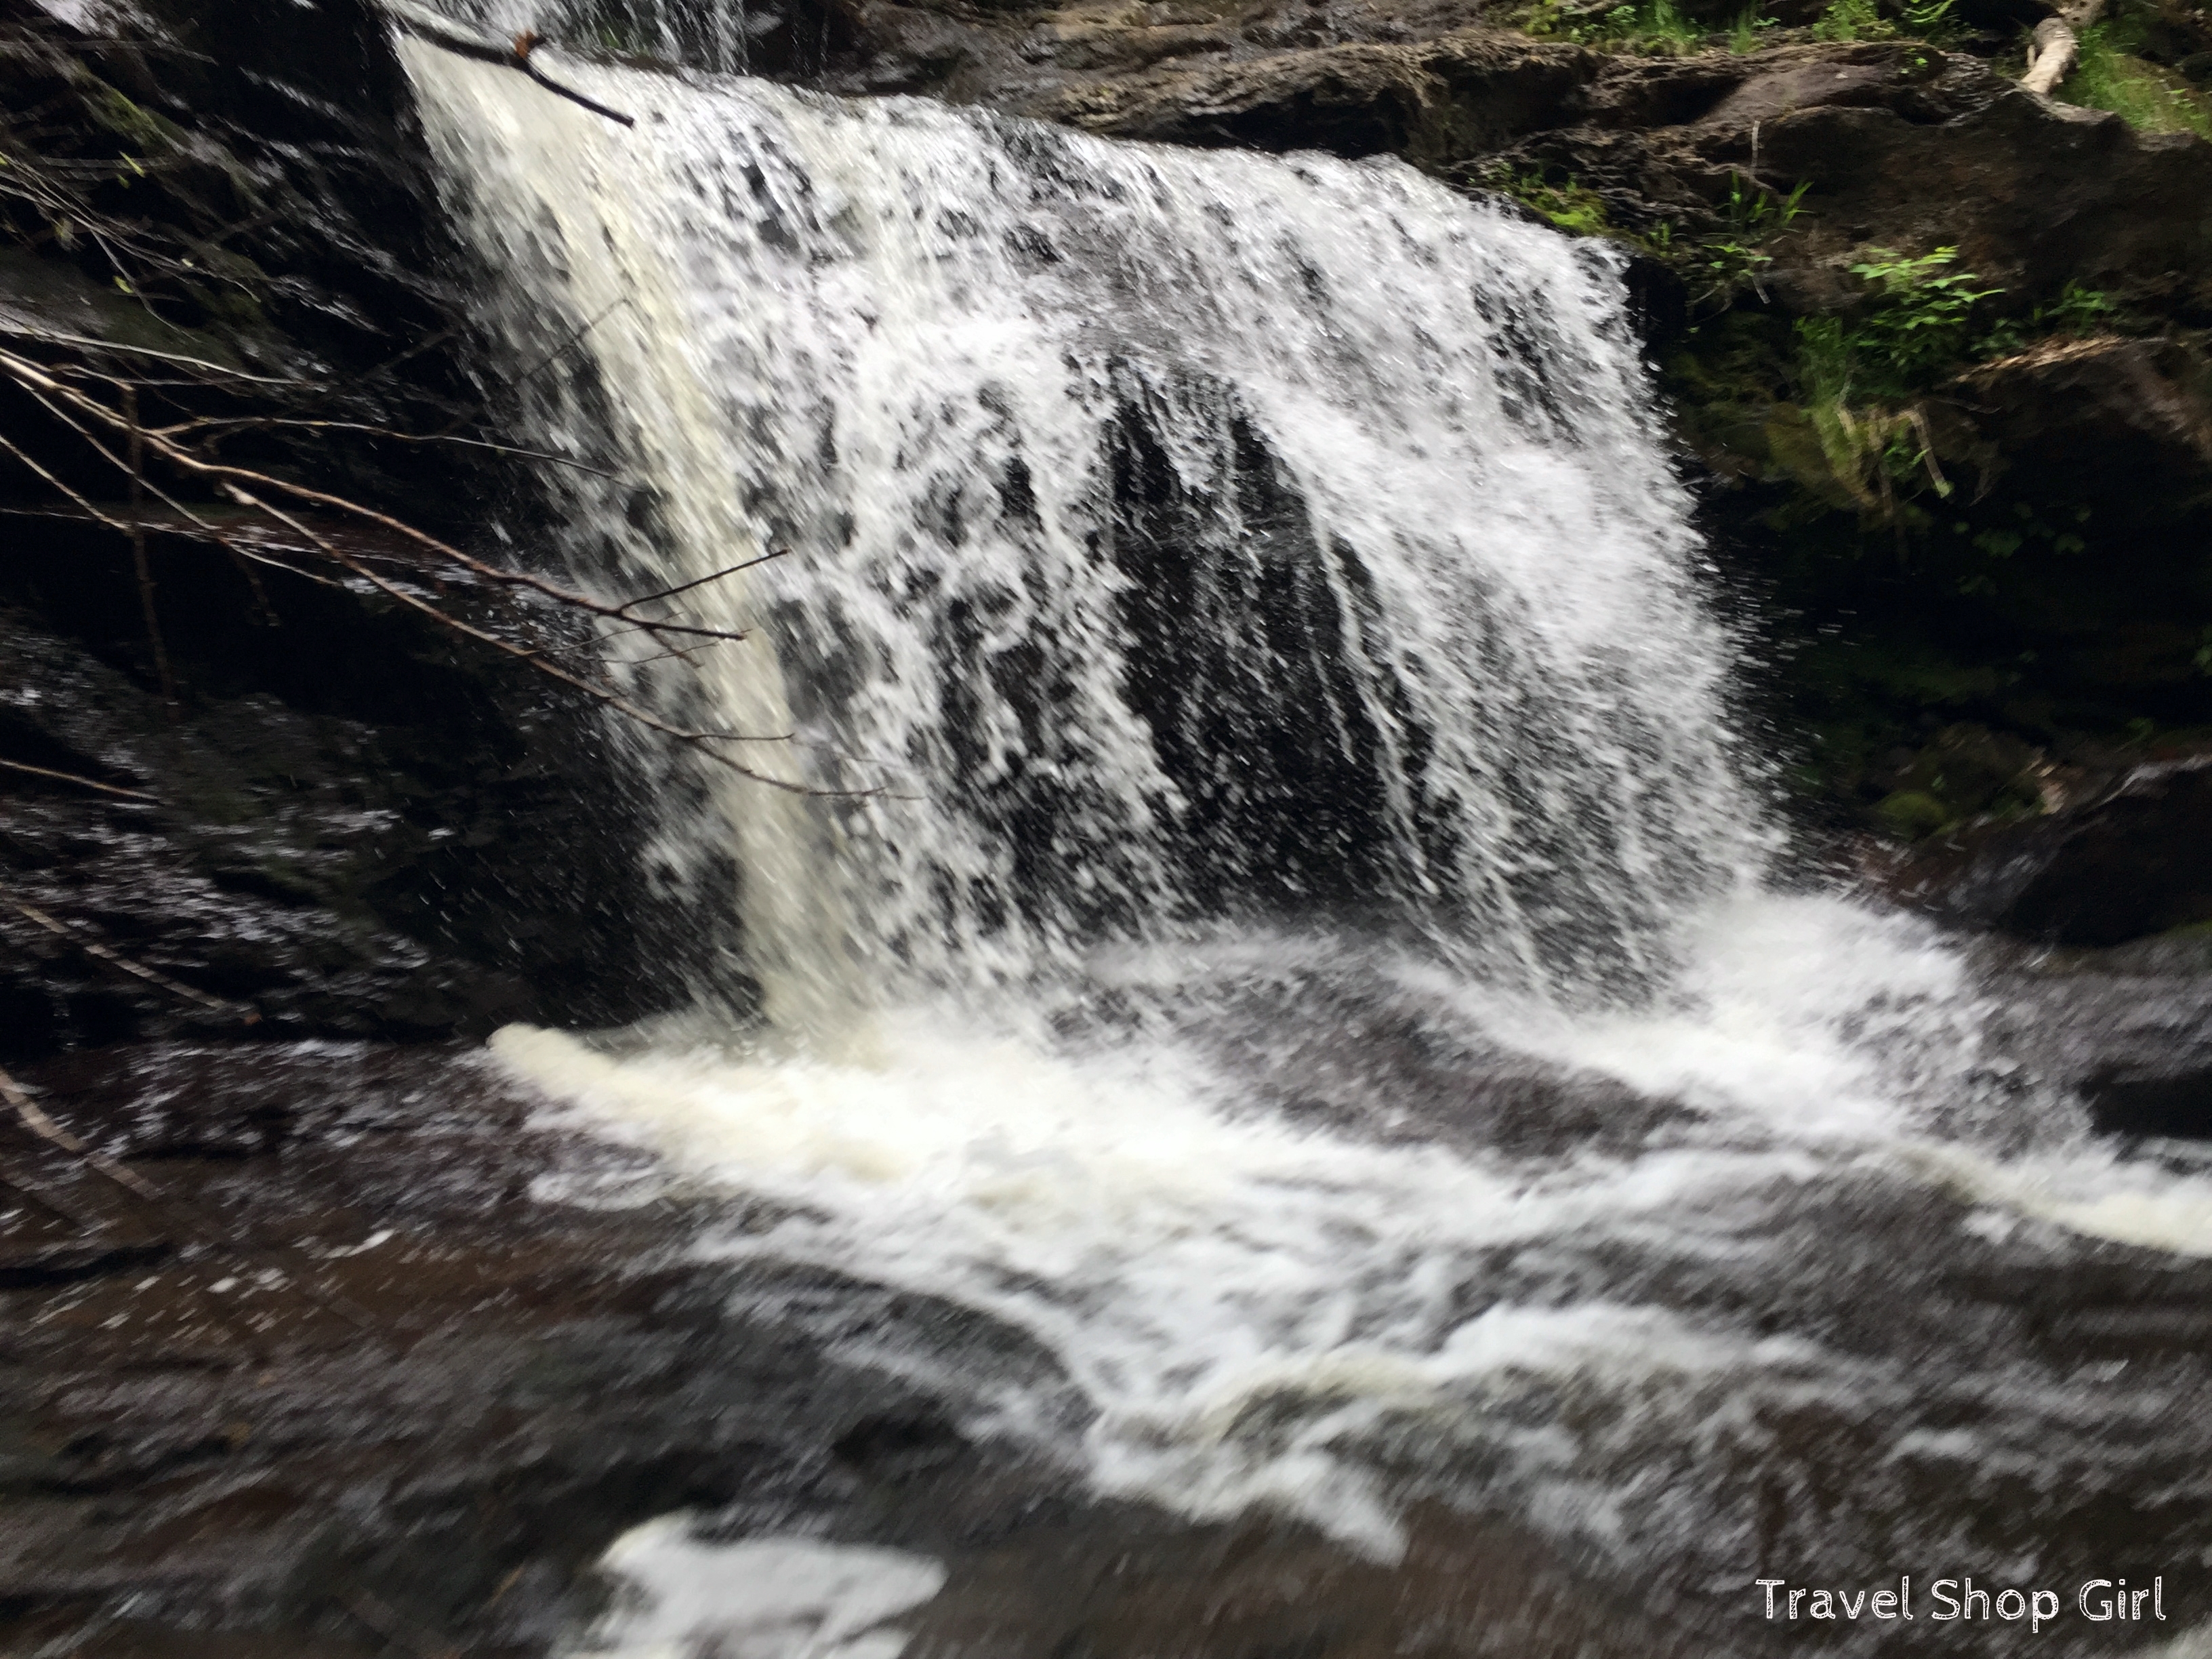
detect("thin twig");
top-left (157, 415), bottom-right (624, 481)
top-left (430, 293), bottom-right (630, 440)
top-left (216, 483), bottom-right (831, 790)
top-left (0, 889), bottom-right (260, 1023)
top-left (0, 427), bottom-right (136, 535)
top-left (123, 383), bottom-right (180, 712)
top-left (617, 548), bottom-right (788, 613)
top-left (0, 320), bottom-right (304, 385)
top-left (3, 348), bottom-right (743, 640)
top-left (0, 758), bottom-right (156, 802)
top-left (0, 1063), bottom-right (166, 1203)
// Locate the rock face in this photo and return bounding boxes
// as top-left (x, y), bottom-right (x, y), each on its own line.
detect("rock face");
top-left (1985, 932), bottom-right (2212, 1139)
top-left (818, 3), bottom-right (2212, 318)
top-left (0, 522), bottom-right (713, 1060)
top-left (1884, 754), bottom-right (2212, 945)
top-left (0, 0), bottom-right (737, 1059)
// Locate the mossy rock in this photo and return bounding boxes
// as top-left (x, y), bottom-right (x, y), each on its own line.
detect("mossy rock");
top-left (1875, 788), bottom-right (1951, 839)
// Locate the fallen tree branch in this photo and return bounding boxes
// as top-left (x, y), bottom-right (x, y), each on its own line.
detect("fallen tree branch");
top-left (123, 383), bottom-right (181, 712)
top-left (154, 415), bottom-right (626, 481)
top-left (2022, 0), bottom-right (2105, 96)
top-left (0, 1063), bottom-right (377, 1335)
top-left (0, 1063), bottom-right (166, 1203)
top-left (382, 1), bottom-right (637, 127)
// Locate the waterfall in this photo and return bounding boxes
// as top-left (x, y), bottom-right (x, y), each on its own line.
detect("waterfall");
top-left (388, 17), bottom-right (2212, 1601)
top-left (400, 27), bottom-right (1763, 1025)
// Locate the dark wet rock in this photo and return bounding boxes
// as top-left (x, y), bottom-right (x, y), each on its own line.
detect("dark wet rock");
top-left (1132, 960), bottom-right (1705, 1157)
top-left (0, 521), bottom-right (716, 1060)
top-left (1882, 753), bottom-right (2212, 947)
top-left (2033, 980), bottom-right (2212, 1140)
top-left (1965, 913), bottom-right (2212, 1139)
top-left (1025, 30), bottom-right (1600, 163)
top-left (0, 1042), bottom-right (926, 1655)
top-left (1945, 333), bottom-right (2212, 527)
top-left (815, 8), bottom-right (2212, 321)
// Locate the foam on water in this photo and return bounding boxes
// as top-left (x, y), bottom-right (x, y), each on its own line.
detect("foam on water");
top-left (570, 1523), bottom-right (946, 1659)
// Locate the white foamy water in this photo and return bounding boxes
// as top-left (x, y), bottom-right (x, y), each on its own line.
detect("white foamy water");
top-left (396, 9), bottom-right (2212, 1611)
top-left (572, 1523), bottom-right (945, 1659)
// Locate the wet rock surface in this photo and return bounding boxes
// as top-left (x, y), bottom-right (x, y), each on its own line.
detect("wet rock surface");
top-left (5, 1029), bottom-right (2212, 1656)
top-left (0, 1040), bottom-right (1725, 1658)
top-left (814, 3), bottom-right (2212, 318)
top-left (1879, 752), bottom-right (2212, 945)
top-left (0, 0), bottom-right (731, 1059)
top-left (0, 519), bottom-right (708, 1060)
top-left (1975, 912), bottom-right (2212, 1140)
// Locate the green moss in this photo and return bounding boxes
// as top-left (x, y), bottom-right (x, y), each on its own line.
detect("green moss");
top-left (1812, 0), bottom-right (1891, 39)
top-left (1523, 0), bottom-right (1708, 50)
top-left (1874, 790), bottom-right (1950, 838)
top-left (89, 87), bottom-right (189, 157)
top-left (2060, 24), bottom-right (2212, 137)
top-left (1483, 167), bottom-right (1617, 235)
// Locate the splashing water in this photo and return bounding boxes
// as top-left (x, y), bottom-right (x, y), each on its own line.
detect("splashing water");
top-left (396, 18), bottom-right (2212, 1604)
top-left (401, 27), bottom-right (1761, 1016)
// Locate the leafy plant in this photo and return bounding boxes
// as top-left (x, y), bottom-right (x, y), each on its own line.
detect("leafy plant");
top-left (1533, 0), bottom-right (1708, 50)
top-left (1729, 6), bottom-right (1780, 49)
top-left (1769, 251), bottom-right (1996, 523)
top-left (1898, 0), bottom-right (1962, 42)
top-left (1788, 315), bottom-right (1952, 517)
top-left (1814, 0), bottom-right (1893, 42)
top-left (1973, 281), bottom-right (2117, 356)
top-left (1843, 247), bottom-right (2001, 389)
top-left (1483, 166), bottom-right (1615, 236)
top-left (1692, 174), bottom-right (1809, 303)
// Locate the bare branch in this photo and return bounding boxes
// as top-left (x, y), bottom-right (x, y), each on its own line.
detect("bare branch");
top-left (383, 2), bottom-right (637, 127)
top-left (617, 548), bottom-right (790, 614)
top-left (1, 350), bottom-right (746, 641)
top-left (0, 319), bottom-right (305, 385)
top-left (215, 481), bottom-right (831, 791)
top-left (0, 758), bottom-right (157, 802)
top-left (1, 888), bottom-right (260, 1023)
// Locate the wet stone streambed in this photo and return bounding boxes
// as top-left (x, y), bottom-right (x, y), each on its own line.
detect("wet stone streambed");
top-left (1, 962), bottom-right (2210, 1658)
top-left (0, 1040), bottom-right (1704, 1659)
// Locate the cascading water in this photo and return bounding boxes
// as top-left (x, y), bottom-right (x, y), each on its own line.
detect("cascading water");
top-left (402, 14), bottom-right (1761, 1014)
top-left (392, 14), bottom-right (2212, 1652)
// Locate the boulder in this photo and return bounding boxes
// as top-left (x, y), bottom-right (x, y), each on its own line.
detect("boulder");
top-left (1943, 334), bottom-right (2212, 527)
top-left (1988, 945), bottom-right (2212, 1139)
top-left (1883, 754), bottom-right (2212, 946)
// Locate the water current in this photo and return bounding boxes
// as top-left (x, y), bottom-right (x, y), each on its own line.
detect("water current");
top-left (392, 12), bottom-right (2212, 1652)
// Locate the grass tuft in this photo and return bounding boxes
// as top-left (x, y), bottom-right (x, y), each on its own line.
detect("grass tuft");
top-left (2059, 24), bottom-right (2212, 138)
